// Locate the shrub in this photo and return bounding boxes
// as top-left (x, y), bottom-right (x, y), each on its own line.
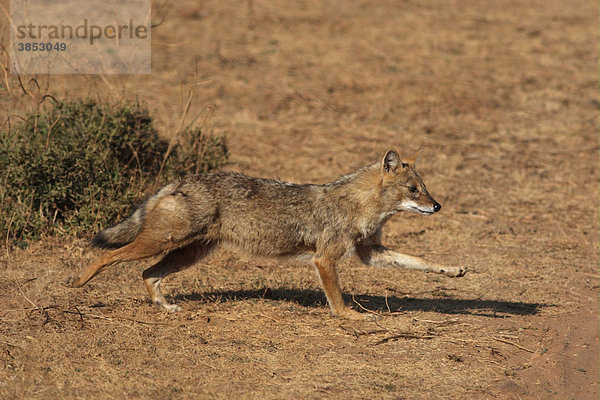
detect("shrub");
top-left (0, 100), bottom-right (228, 247)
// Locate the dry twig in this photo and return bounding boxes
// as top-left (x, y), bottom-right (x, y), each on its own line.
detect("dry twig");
top-left (492, 336), bottom-right (535, 353)
top-left (372, 332), bottom-right (436, 345)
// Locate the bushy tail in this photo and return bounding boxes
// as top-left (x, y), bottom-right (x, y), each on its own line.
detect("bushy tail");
top-left (91, 209), bottom-right (145, 249)
top-left (91, 183), bottom-right (177, 249)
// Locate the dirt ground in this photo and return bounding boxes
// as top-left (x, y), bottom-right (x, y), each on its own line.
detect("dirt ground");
top-left (1, 0), bottom-right (599, 398)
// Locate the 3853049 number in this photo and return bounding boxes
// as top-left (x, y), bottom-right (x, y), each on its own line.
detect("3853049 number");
top-left (17, 42), bottom-right (67, 52)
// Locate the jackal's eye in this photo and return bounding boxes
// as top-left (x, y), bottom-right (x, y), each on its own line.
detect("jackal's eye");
top-left (408, 186), bottom-right (418, 194)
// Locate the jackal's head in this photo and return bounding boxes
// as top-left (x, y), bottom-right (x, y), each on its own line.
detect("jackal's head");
top-left (379, 148), bottom-right (441, 215)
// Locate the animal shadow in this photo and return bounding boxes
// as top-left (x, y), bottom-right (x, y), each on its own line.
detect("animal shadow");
top-left (176, 287), bottom-right (549, 317)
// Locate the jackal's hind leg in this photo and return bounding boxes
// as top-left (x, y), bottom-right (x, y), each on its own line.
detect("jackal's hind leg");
top-left (142, 241), bottom-right (215, 312)
top-left (71, 235), bottom-right (173, 288)
top-left (72, 194), bottom-right (195, 288)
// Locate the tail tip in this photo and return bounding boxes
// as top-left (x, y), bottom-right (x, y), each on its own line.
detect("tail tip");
top-left (91, 231), bottom-right (123, 249)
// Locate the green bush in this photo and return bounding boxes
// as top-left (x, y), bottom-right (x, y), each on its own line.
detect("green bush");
top-left (0, 100), bottom-right (228, 247)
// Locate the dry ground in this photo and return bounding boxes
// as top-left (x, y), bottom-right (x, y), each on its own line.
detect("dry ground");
top-left (1, 0), bottom-right (599, 398)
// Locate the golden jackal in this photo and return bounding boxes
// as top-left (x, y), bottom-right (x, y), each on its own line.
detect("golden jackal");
top-left (71, 148), bottom-right (466, 319)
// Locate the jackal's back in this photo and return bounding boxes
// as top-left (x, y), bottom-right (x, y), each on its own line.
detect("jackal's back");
top-left (177, 172), bottom-right (326, 255)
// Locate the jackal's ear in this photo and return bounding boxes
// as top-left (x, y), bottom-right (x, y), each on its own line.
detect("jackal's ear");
top-left (403, 150), bottom-right (423, 168)
top-left (382, 148), bottom-right (401, 174)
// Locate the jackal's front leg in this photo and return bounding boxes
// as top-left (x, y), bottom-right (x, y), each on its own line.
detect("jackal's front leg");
top-left (357, 245), bottom-right (467, 277)
top-left (313, 244), bottom-right (374, 320)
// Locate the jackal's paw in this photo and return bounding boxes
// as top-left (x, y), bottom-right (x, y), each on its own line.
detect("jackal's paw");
top-left (336, 308), bottom-right (380, 321)
top-left (156, 302), bottom-right (182, 312)
top-left (68, 275), bottom-right (83, 288)
top-left (441, 266), bottom-right (468, 278)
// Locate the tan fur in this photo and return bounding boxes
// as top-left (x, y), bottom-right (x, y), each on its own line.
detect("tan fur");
top-left (71, 148), bottom-right (467, 319)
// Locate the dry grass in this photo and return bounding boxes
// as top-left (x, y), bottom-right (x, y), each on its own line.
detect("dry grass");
top-left (1, 0), bottom-right (598, 398)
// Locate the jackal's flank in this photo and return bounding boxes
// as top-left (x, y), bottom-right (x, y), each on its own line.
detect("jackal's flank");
top-left (71, 148), bottom-right (466, 319)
